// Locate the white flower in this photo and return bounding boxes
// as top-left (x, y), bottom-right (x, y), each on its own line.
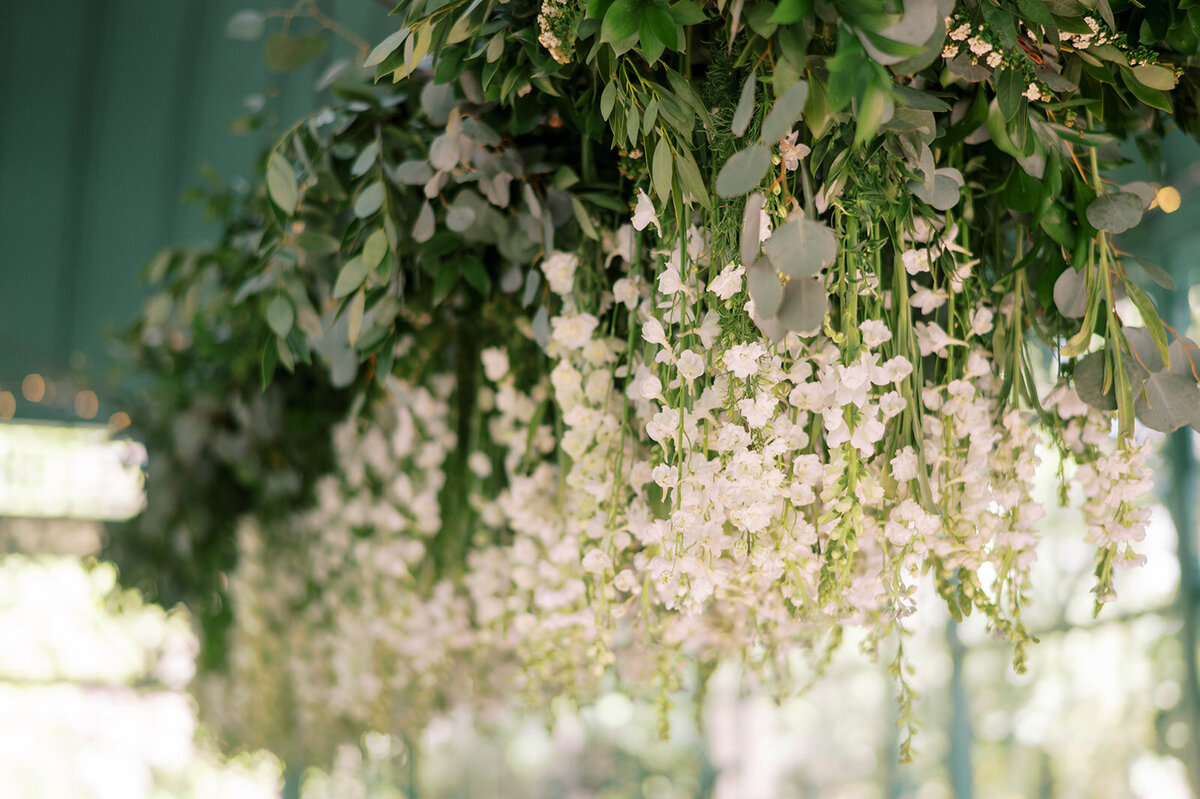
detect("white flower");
top-left (901, 248), bottom-right (930, 275)
top-left (632, 189), bottom-right (660, 233)
top-left (541, 251), bottom-right (578, 296)
top-left (613, 277), bottom-right (640, 308)
top-left (708, 262), bottom-right (745, 300)
top-left (699, 311), bottom-right (721, 349)
top-left (642, 317), bottom-right (668, 347)
top-left (677, 350), bottom-right (706, 382)
top-left (723, 342), bottom-right (766, 379)
top-left (582, 548), bottom-right (611, 573)
top-left (468, 451), bottom-right (493, 478)
top-left (480, 347), bottom-right (510, 382)
top-left (891, 446), bottom-right (918, 482)
top-left (550, 312), bottom-right (599, 350)
top-left (969, 306), bottom-right (994, 336)
top-left (879, 391), bottom-right (907, 418)
top-left (911, 285), bottom-right (947, 313)
top-left (738, 394), bottom-right (779, 429)
top-left (859, 319), bottom-right (892, 348)
top-left (779, 131), bottom-right (811, 171)
top-left (638, 372), bottom-right (663, 400)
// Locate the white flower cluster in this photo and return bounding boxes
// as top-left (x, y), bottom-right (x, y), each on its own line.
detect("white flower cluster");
top-left (207, 198), bottom-right (1157, 758)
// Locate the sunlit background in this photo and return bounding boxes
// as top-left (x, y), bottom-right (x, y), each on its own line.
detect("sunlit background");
top-left (3, 1), bottom-right (1200, 797)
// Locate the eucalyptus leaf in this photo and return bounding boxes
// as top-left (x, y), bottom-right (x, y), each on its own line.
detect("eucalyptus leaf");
top-left (1053, 266), bottom-right (1088, 319)
top-left (740, 192), bottom-right (765, 267)
top-left (776, 276), bottom-right (828, 332)
top-left (1135, 372), bottom-right (1200, 432)
top-left (1075, 350), bottom-right (1117, 411)
top-left (747, 257), bottom-right (783, 316)
top-left (761, 81), bottom-right (809, 145)
top-left (446, 204), bottom-right (477, 232)
top-left (334, 256), bottom-right (369, 298)
top-left (732, 71), bottom-right (757, 137)
top-left (715, 145), bottom-right (771, 198)
top-left (764, 217), bottom-right (837, 278)
top-left (395, 160), bottom-right (435, 185)
top-left (1086, 192), bottom-right (1144, 234)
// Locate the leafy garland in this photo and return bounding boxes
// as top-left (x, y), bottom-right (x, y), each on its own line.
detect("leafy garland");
top-left (114, 0), bottom-right (1200, 764)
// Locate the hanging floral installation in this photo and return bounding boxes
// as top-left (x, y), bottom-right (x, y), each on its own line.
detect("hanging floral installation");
top-left (115, 0), bottom-right (1200, 763)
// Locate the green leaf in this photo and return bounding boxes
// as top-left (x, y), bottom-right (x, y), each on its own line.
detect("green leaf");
top-left (776, 276), bottom-right (828, 332)
top-left (715, 145), bottom-right (772, 198)
top-left (652, 140), bottom-right (673, 202)
top-left (394, 160), bottom-right (434, 185)
top-left (638, 21), bottom-right (666, 63)
top-left (667, 0), bottom-right (706, 24)
top-left (892, 84), bottom-right (951, 111)
top-left (295, 231), bottom-right (340, 255)
top-left (266, 151), bottom-right (298, 215)
top-left (461, 257), bottom-right (491, 294)
top-left (761, 81), bottom-right (809, 144)
top-left (226, 10), bottom-right (265, 40)
top-left (351, 142), bottom-right (380, 177)
top-left (1121, 68), bottom-right (1172, 112)
top-left (433, 264), bottom-right (459, 304)
top-left (1015, 0), bottom-right (1053, 27)
top-left (996, 68), bottom-right (1023, 122)
top-left (1086, 192), bottom-right (1143, 233)
top-left (601, 81), bottom-right (617, 120)
top-left (764, 216), bottom-right (837, 277)
top-left (1130, 256), bottom-right (1175, 291)
top-left (333, 256), bottom-right (367, 299)
top-left (365, 28), bottom-right (407, 67)
top-left (354, 181), bottom-right (385, 218)
top-left (732, 71), bottom-right (757, 137)
top-left (747, 256), bottom-right (782, 316)
top-left (770, 0), bottom-right (812, 24)
top-left (644, 4), bottom-right (679, 49)
top-left (1132, 64), bottom-right (1177, 91)
top-left (601, 0), bottom-right (639, 44)
top-left (1075, 350), bottom-right (1117, 411)
top-left (413, 201), bottom-right (435, 243)
top-left (275, 336), bottom-right (295, 373)
top-left (266, 295), bottom-right (294, 337)
top-left (362, 229), bottom-right (388, 269)
top-left (674, 148), bottom-right (711, 208)
top-left (265, 33), bottom-right (326, 72)
top-left (1124, 284), bottom-right (1170, 366)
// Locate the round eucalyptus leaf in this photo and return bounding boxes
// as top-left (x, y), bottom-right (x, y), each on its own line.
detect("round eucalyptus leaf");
top-left (1086, 192), bottom-right (1144, 234)
top-left (1167, 336), bottom-right (1200, 377)
top-left (747, 257), bottom-right (783, 317)
top-left (877, 0), bottom-right (938, 47)
top-left (754, 313), bottom-right (790, 343)
top-left (1121, 181), bottom-right (1155, 208)
top-left (765, 216), bottom-right (837, 277)
top-left (909, 169), bottom-right (962, 211)
top-left (420, 82), bottom-right (457, 125)
top-left (1074, 350), bottom-right (1117, 411)
top-left (777, 276), bottom-right (828, 333)
top-left (1124, 326), bottom-right (1164, 374)
top-left (1135, 372), bottom-right (1200, 432)
top-left (740, 193), bottom-right (765, 267)
top-left (716, 145), bottom-right (772, 198)
top-left (1052, 266), bottom-right (1088, 319)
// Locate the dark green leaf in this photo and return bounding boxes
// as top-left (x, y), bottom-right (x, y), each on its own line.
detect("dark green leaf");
top-left (996, 68), bottom-right (1023, 121)
top-left (668, 0), bottom-right (706, 24)
top-left (295, 231), bottom-right (340, 255)
top-left (601, 0), bottom-right (639, 44)
top-left (261, 338), bottom-right (278, 390)
top-left (644, 4), bottom-right (679, 49)
top-left (433, 264), bottom-right (459, 304)
top-left (770, 0), bottom-right (812, 24)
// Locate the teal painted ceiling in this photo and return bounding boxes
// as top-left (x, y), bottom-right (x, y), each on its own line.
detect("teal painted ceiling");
top-left (0, 0), bottom-right (390, 420)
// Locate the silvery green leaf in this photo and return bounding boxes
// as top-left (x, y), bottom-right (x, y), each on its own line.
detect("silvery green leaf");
top-left (266, 151), bottom-right (298, 215)
top-left (354, 181), bottom-right (384, 218)
top-left (715, 145), bottom-right (772, 198)
top-left (420, 82), bottom-right (457, 125)
top-left (333, 256), bottom-right (368, 298)
top-left (412, 201), bottom-right (435, 243)
top-left (776, 276), bottom-right (828, 332)
top-left (351, 142), bottom-right (380, 177)
top-left (446, 204), bottom-right (476, 232)
top-left (761, 81), bottom-right (809, 145)
top-left (1075, 350), bottom-right (1117, 411)
top-left (1129, 256), bottom-right (1175, 291)
top-left (266, 296), bottom-right (295, 337)
top-left (1135, 372), bottom-right (1200, 432)
top-left (394, 159), bottom-right (434, 185)
top-left (429, 134), bottom-right (459, 171)
top-left (764, 216), bottom-right (837, 278)
top-left (1053, 266), bottom-right (1088, 319)
top-left (740, 192), bottom-right (765, 267)
top-left (732, 71), bottom-right (757, 137)
top-left (1086, 192), bottom-right (1144, 233)
top-left (1167, 337), bottom-right (1199, 378)
top-left (1121, 181), bottom-right (1155, 208)
top-left (747, 256), bottom-right (783, 316)
top-left (1123, 326), bottom-right (1164, 374)
top-left (909, 168), bottom-right (961, 210)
